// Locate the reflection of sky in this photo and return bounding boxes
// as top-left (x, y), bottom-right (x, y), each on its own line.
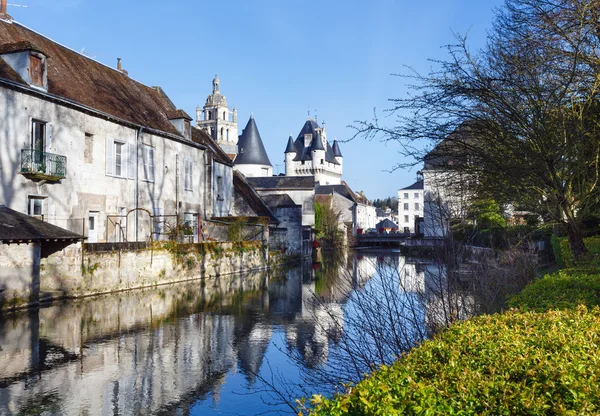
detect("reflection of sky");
top-left (0, 251), bottom-right (439, 415)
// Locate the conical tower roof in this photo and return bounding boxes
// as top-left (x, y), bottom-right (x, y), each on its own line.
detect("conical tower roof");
top-left (311, 132), bottom-right (325, 151)
top-left (235, 115), bottom-right (272, 166)
top-left (332, 140), bottom-right (343, 157)
top-left (284, 135), bottom-right (296, 153)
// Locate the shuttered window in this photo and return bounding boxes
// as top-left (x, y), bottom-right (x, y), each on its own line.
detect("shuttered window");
top-left (29, 55), bottom-right (43, 87)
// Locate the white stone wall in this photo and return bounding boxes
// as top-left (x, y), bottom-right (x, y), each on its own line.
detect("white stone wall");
top-left (212, 161), bottom-right (233, 217)
top-left (0, 87), bottom-right (205, 242)
top-left (256, 189), bottom-right (315, 227)
top-left (356, 203), bottom-right (377, 232)
top-left (398, 188), bottom-right (424, 233)
top-left (234, 163), bottom-right (272, 178)
top-left (422, 168), bottom-right (472, 237)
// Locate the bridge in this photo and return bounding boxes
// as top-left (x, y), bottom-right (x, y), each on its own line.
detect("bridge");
top-left (355, 232), bottom-right (409, 247)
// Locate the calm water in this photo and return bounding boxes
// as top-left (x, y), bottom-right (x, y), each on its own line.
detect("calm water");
top-left (0, 250), bottom-right (459, 415)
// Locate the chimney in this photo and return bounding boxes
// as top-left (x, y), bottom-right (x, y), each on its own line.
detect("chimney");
top-left (116, 58), bottom-right (128, 76)
top-left (0, 0), bottom-right (12, 20)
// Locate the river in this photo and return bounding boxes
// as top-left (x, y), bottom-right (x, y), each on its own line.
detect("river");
top-left (0, 249), bottom-right (466, 415)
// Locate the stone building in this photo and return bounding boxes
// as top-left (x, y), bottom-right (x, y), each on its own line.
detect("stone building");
top-left (398, 174), bottom-right (424, 234)
top-left (284, 118), bottom-right (343, 186)
top-left (196, 75), bottom-right (239, 160)
top-left (0, 17), bottom-right (236, 243)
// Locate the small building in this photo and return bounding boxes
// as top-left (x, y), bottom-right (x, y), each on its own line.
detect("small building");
top-left (375, 218), bottom-right (398, 234)
top-left (398, 175), bottom-right (424, 234)
top-left (316, 182), bottom-right (377, 236)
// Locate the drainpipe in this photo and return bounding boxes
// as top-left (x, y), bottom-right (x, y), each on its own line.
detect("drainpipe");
top-left (135, 127), bottom-right (143, 241)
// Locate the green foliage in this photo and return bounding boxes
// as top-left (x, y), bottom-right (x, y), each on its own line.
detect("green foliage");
top-left (468, 199), bottom-right (506, 230)
top-left (305, 306), bottom-right (600, 415)
top-left (508, 268), bottom-right (600, 312)
top-left (314, 201), bottom-right (344, 248)
top-left (551, 237), bottom-right (600, 267)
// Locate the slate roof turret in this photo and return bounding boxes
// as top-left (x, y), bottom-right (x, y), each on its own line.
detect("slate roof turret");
top-left (284, 135), bottom-right (295, 153)
top-left (235, 115), bottom-right (272, 166)
top-left (289, 118), bottom-right (339, 165)
top-left (311, 133), bottom-right (325, 151)
top-left (332, 140), bottom-right (343, 157)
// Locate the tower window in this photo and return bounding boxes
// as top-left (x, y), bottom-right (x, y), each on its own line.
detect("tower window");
top-left (321, 159), bottom-right (324, 164)
top-left (223, 111), bottom-right (226, 120)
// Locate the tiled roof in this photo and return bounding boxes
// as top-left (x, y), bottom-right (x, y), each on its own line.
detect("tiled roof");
top-left (400, 180), bottom-right (424, 190)
top-left (235, 116), bottom-right (272, 166)
top-left (0, 206), bottom-right (84, 242)
top-left (247, 176), bottom-right (315, 190)
top-left (262, 194), bottom-right (298, 208)
top-left (0, 20), bottom-right (185, 138)
top-left (376, 218), bottom-right (398, 229)
top-left (288, 119), bottom-right (340, 165)
top-left (232, 171), bottom-right (279, 223)
top-left (191, 127), bottom-right (232, 166)
top-left (316, 181), bottom-right (369, 204)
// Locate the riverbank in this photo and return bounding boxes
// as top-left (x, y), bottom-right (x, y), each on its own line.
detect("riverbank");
top-left (304, 238), bottom-right (600, 415)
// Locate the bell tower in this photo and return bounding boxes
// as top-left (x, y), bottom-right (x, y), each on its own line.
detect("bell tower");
top-left (196, 75), bottom-right (239, 159)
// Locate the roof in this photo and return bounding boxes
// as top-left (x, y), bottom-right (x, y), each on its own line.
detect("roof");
top-left (232, 171), bottom-right (279, 224)
top-left (424, 122), bottom-right (479, 170)
top-left (166, 109), bottom-right (192, 121)
top-left (400, 179), bottom-right (424, 191)
top-left (284, 135), bottom-right (295, 153)
top-left (0, 206), bottom-right (84, 242)
top-left (191, 127), bottom-right (233, 166)
top-left (247, 176), bottom-right (315, 190)
top-left (287, 119), bottom-right (340, 165)
top-left (316, 181), bottom-right (369, 204)
top-left (332, 140), bottom-right (342, 157)
top-left (376, 218), bottom-right (398, 229)
top-left (0, 20), bottom-right (188, 139)
top-left (262, 194), bottom-right (299, 208)
top-left (235, 116), bottom-right (272, 166)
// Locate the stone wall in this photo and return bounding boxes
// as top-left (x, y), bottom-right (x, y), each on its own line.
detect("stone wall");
top-left (0, 243), bottom-right (41, 307)
top-left (38, 240), bottom-right (267, 300)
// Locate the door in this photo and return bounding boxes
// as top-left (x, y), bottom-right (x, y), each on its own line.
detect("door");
top-left (88, 212), bottom-right (99, 243)
top-left (31, 120), bottom-right (45, 171)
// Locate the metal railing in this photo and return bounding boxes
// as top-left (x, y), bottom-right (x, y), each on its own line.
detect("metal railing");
top-left (21, 149), bottom-right (67, 179)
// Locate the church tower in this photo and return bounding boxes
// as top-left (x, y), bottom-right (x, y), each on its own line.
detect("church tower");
top-left (196, 75), bottom-right (238, 160)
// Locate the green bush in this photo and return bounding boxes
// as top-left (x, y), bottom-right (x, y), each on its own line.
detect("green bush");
top-left (551, 236), bottom-right (600, 267)
top-left (508, 268), bottom-right (600, 312)
top-left (304, 306), bottom-right (600, 415)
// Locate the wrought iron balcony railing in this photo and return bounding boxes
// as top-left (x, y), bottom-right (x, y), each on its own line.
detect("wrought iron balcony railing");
top-left (20, 149), bottom-right (67, 181)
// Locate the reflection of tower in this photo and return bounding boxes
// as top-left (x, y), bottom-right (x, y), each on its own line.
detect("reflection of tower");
top-left (196, 75), bottom-right (239, 160)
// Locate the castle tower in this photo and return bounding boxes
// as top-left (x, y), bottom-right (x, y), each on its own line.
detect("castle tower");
top-left (196, 75), bottom-right (238, 160)
top-left (234, 115), bottom-right (273, 177)
top-left (284, 135), bottom-right (296, 175)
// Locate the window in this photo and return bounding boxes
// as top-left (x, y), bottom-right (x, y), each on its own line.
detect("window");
top-left (216, 175), bottom-right (224, 201)
top-left (301, 160), bottom-right (305, 165)
top-left (226, 129), bottom-right (230, 141)
top-left (321, 159), bottom-right (324, 164)
top-left (403, 203), bottom-right (409, 211)
top-left (403, 193), bottom-right (409, 199)
top-left (28, 196), bottom-right (45, 218)
top-left (223, 111), bottom-right (226, 120)
top-left (84, 133), bottom-right (94, 163)
top-left (415, 203), bottom-right (420, 211)
top-left (414, 192), bottom-right (419, 199)
top-left (29, 55), bottom-right (44, 87)
top-left (220, 127), bottom-right (224, 139)
top-left (105, 138), bottom-right (134, 178)
top-left (142, 145), bottom-right (155, 182)
top-left (184, 158), bottom-right (193, 191)
top-left (404, 215), bottom-right (409, 223)
top-left (261, 167), bottom-right (269, 176)
top-left (404, 227), bottom-right (410, 233)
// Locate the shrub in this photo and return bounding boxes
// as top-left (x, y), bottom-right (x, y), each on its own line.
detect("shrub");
top-left (508, 268), bottom-right (600, 312)
top-left (551, 236), bottom-right (600, 267)
top-left (304, 306), bottom-right (600, 415)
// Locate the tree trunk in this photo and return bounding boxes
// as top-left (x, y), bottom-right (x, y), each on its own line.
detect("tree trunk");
top-left (565, 220), bottom-right (589, 262)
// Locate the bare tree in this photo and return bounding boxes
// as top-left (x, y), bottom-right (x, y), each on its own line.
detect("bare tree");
top-left (354, 0), bottom-right (600, 260)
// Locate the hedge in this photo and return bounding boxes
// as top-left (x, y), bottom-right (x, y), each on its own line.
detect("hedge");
top-left (304, 306), bottom-right (600, 415)
top-left (551, 236), bottom-right (600, 267)
top-left (508, 268), bottom-right (600, 312)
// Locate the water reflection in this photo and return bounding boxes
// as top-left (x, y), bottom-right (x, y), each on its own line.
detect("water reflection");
top-left (0, 250), bottom-right (464, 415)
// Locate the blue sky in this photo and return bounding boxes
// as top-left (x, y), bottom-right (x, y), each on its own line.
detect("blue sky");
top-left (9, 0), bottom-right (504, 200)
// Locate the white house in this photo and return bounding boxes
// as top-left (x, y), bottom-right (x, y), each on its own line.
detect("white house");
top-left (422, 126), bottom-right (475, 238)
top-left (0, 16), bottom-right (233, 243)
top-left (398, 175), bottom-right (424, 234)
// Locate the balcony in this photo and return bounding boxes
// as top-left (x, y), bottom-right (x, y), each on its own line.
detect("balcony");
top-left (20, 149), bottom-right (67, 182)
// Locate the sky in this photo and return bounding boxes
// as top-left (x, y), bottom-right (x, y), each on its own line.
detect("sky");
top-left (7, 0), bottom-right (504, 200)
